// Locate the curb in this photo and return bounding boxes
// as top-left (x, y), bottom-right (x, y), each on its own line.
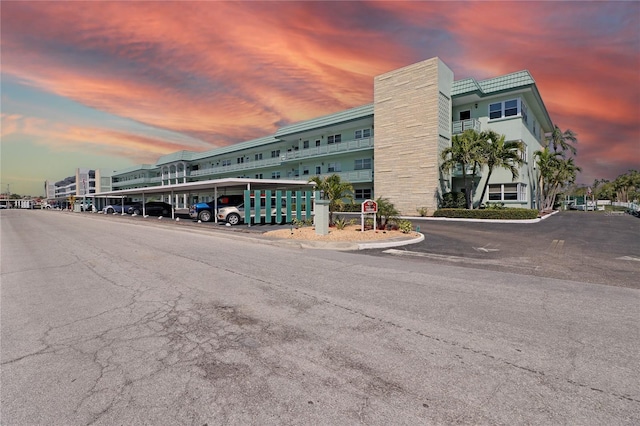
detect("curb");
top-left (263, 232), bottom-right (425, 251)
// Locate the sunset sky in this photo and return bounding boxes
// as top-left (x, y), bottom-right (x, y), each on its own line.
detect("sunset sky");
top-left (1, 1), bottom-right (638, 196)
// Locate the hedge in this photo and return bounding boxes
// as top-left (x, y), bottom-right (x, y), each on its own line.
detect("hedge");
top-left (433, 208), bottom-right (539, 220)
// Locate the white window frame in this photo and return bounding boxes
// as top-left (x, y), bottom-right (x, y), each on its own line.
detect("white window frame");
top-left (488, 98), bottom-right (525, 121)
top-left (487, 183), bottom-right (527, 202)
top-left (355, 128), bottom-right (371, 139)
top-left (327, 134), bottom-right (342, 144)
top-left (354, 158), bottom-right (372, 170)
top-left (355, 189), bottom-right (372, 199)
top-left (327, 162), bottom-right (341, 173)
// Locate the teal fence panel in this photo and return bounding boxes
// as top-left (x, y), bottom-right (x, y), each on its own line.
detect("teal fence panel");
top-left (295, 190), bottom-right (302, 220)
top-left (275, 190), bottom-right (283, 224)
top-left (264, 190), bottom-right (272, 224)
top-left (286, 192), bottom-right (293, 223)
top-left (243, 190), bottom-right (251, 225)
top-left (305, 191), bottom-right (312, 220)
top-left (253, 190), bottom-right (261, 225)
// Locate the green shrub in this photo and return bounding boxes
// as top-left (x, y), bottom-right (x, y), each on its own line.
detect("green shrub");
top-left (441, 192), bottom-right (466, 209)
top-left (292, 218), bottom-right (310, 228)
top-left (416, 207), bottom-right (428, 217)
top-left (396, 219), bottom-right (413, 233)
top-left (484, 202), bottom-right (505, 210)
top-left (336, 203), bottom-right (361, 212)
top-left (433, 208), bottom-right (539, 220)
top-left (334, 217), bottom-right (347, 230)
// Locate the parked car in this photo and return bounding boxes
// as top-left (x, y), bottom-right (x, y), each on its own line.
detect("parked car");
top-left (217, 197), bottom-right (289, 225)
top-left (130, 202), bottom-right (173, 216)
top-left (189, 195), bottom-right (244, 222)
top-left (103, 203), bottom-right (141, 214)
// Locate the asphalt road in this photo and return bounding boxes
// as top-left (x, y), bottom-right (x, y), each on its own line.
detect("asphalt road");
top-left (1, 209), bottom-right (639, 425)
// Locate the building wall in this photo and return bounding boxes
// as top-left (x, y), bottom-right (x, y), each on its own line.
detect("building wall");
top-left (373, 57), bottom-right (453, 216)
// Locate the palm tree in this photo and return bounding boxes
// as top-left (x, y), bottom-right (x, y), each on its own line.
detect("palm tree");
top-left (440, 129), bottom-right (484, 209)
top-left (547, 125), bottom-right (577, 156)
top-left (375, 197), bottom-right (399, 229)
top-left (477, 130), bottom-right (524, 206)
top-left (308, 174), bottom-right (354, 224)
top-left (535, 147), bottom-right (581, 211)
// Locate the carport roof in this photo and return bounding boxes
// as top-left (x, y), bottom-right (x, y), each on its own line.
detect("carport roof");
top-left (91, 178), bottom-right (315, 198)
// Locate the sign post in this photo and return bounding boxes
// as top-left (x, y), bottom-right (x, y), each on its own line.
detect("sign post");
top-left (361, 199), bottom-right (378, 232)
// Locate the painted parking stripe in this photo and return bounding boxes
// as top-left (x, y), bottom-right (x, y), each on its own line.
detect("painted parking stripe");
top-left (616, 256), bottom-right (640, 262)
top-left (382, 249), bottom-right (537, 270)
top-left (549, 239), bottom-right (565, 254)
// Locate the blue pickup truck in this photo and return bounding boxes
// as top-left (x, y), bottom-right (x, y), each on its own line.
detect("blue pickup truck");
top-left (189, 195), bottom-right (244, 222)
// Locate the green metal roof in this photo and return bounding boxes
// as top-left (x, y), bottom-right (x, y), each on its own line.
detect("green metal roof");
top-left (113, 164), bottom-right (156, 175)
top-left (192, 135), bottom-right (280, 160)
top-left (275, 103), bottom-right (374, 137)
top-left (452, 70), bottom-right (535, 96)
top-left (155, 150), bottom-right (197, 166)
top-left (452, 70), bottom-right (553, 130)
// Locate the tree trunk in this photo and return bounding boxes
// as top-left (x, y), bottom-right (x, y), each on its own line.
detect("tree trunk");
top-left (478, 169), bottom-right (493, 208)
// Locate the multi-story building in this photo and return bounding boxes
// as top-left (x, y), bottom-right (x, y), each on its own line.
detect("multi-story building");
top-left (46, 168), bottom-right (113, 208)
top-left (104, 57), bottom-right (553, 215)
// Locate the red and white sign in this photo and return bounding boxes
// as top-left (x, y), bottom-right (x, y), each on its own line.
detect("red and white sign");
top-left (361, 199), bottom-right (378, 214)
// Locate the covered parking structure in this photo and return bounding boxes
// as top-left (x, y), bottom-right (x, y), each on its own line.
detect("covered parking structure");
top-left (90, 178), bottom-right (316, 225)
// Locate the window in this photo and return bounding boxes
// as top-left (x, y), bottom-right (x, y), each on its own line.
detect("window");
top-left (459, 110), bottom-right (471, 120)
top-left (488, 98), bottom-right (525, 120)
top-left (355, 189), bottom-right (372, 199)
top-left (315, 166), bottom-right (321, 174)
top-left (521, 144), bottom-right (528, 162)
top-left (489, 103), bottom-right (502, 120)
top-left (355, 128), bottom-right (371, 139)
top-left (271, 150), bottom-right (280, 158)
top-left (355, 158), bottom-right (372, 170)
top-left (222, 159), bottom-right (231, 166)
top-left (315, 140), bottom-right (321, 147)
top-left (302, 166), bottom-right (309, 175)
top-left (327, 162), bottom-right (341, 172)
top-left (488, 183), bottom-right (526, 201)
top-left (521, 102), bottom-right (528, 124)
top-left (327, 134), bottom-right (342, 144)
top-left (504, 100), bottom-right (518, 117)
top-left (237, 157), bottom-right (244, 164)
top-left (303, 140), bottom-right (309, 149)
top-left (271, 171), bottom-right (281, 179)
top-left (255, 153), bottom-right (263, 161)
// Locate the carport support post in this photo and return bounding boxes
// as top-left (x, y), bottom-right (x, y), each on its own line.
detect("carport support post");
top-left (314, 192), bottom-right (329, 236)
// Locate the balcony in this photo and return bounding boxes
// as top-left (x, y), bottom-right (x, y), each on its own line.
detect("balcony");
top-left (112, 176), bottom-right (161, 188)
top-left (451, 164), bottom-right (482, 178)
top-left (188, 138), bottom-right (374, 178)
top-left (452, 118), bottom-right (481, 135)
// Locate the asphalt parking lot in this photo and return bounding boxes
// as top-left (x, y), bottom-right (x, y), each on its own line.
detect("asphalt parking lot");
top-left (362, 211), bottom-right (640, 289)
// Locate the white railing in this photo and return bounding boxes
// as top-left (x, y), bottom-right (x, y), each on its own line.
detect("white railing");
top-left (188, 138), bottom-right (374, 178)
top-left (452, 119), bottom-right (481, 134)
top-left (613, 201), bottom-right (639, 212)
top-left (452, 164), bottom-right (481, 177)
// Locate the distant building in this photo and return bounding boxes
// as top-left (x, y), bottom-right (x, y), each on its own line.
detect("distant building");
top-left (45, 168), bottom-right (113, 208)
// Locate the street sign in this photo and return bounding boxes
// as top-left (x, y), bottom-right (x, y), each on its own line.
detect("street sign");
top-left (361, 199), bottom-right (378, 214)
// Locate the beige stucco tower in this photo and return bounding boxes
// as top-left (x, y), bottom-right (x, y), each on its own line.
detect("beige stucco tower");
top-left (373, 57), bottom-right (453, 216)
